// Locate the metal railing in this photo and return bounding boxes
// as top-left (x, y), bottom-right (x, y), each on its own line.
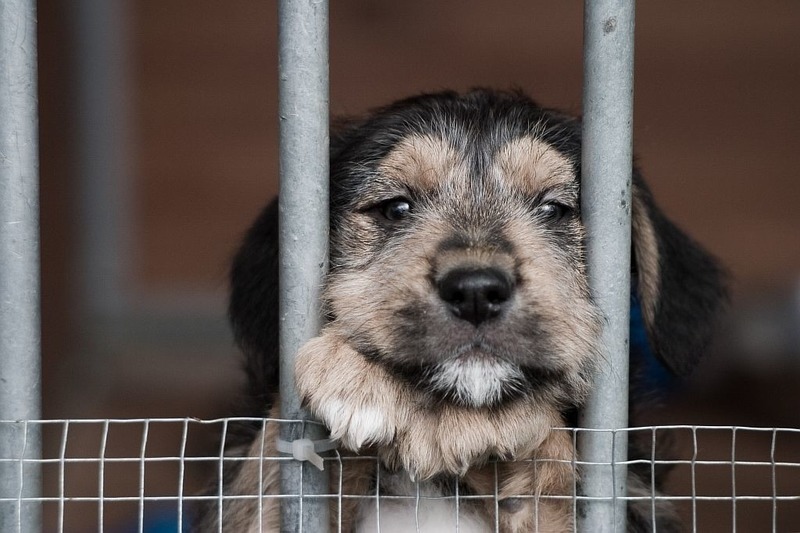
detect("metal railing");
top-left (0, 1), bottom-right (41, 532)
top-left (0, 0), bottom-right (722, 531)
top-left (1, 419), bottom-right (799, 532)
top-left (276, 1), bottom-right (331, 531)
top-left (578, 1), bottom-right (636, 531)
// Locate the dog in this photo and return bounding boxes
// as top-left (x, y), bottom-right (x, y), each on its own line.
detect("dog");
top-left (196, 89), bottom-right (727, 532)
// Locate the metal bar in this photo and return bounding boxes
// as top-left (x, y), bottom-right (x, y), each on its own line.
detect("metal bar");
top-left (0, 1), bottom-right (42, 532)
top-left (578, 0), bottom-right (635, 531)
top-left (277, 0), bottom-right (330, 531)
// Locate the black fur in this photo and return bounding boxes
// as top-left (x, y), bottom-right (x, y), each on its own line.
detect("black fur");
top-left (633, 176), bottom-right (728, 376)
top-left (228, 200), bottom-right (280, 414)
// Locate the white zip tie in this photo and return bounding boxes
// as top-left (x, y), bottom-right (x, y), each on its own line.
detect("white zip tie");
top-left (275, 438), bottom-right (337, 471)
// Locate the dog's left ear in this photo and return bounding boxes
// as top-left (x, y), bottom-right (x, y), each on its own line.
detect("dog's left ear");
top-left (630, 172), bottom-right (728, 376)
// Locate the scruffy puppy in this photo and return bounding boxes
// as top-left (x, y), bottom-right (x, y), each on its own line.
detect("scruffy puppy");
top-left (197, 89), bottom-right (726, 532)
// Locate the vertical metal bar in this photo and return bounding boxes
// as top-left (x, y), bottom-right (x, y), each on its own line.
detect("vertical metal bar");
top-left (277, 0), bottom-right (330, 531)
top-left (177, 419), bottom-right (189, 533)
top-left (0, 1), bottom-right (41, 532)
top-left (731, 427), bottom-right (737, 533)
top-left (769, 429), bottom-right (777, 533)
top-left (58, 421), bottom-right (69, 533)
top-left (138, 420), bottom-right (150, 533)
top-left (690, 428), bottom-right (698, 532)
top-left (98, 420), bottom-right (109, 532)
top-left (578, 1), bottom-right (635, 531)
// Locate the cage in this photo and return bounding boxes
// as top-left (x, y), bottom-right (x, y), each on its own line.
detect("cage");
top-left (1, 419), bottom-right (799, 531)
top-left (1, 1), bottom-right (799, 532)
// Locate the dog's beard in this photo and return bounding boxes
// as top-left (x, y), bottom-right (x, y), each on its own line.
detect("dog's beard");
top-left (426, 355), bottom-right (525, 407)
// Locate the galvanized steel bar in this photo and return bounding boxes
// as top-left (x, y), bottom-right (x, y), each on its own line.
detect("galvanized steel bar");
top-left (0, 1), bottom-right (41, 532)
top-left (578, 0), bottom-right (635, 531)
top-left (277, 0), bottom-right (330, 531)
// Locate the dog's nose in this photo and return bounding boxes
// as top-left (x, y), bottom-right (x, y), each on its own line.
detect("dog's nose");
top-left (437, 267), bottom-right (514, 326)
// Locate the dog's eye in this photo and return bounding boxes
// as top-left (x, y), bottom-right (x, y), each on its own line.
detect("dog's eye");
top-left (534, 201), bottom-right (570, 222)
top-left (379, 198), bottom-right (412, 221)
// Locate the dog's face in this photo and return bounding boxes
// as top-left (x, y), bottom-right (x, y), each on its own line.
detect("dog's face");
top-left (230, 89), bottom-right (727, 414)
top-left (326, 103), bottom-right (601, 408)
top-left (207, 90), bottom-right (729, 533)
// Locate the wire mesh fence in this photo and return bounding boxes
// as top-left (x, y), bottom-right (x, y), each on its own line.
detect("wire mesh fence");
top-left (1, 418), bottom-right (798, 532)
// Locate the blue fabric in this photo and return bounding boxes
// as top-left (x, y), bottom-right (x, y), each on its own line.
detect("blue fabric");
top-left (116, 507), bottom-right (191, 533)
top-left (629, 292), bottom-right (675, 393)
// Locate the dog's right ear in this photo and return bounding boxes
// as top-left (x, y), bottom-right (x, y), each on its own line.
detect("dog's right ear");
top-left (630, 174), bottom-right (729, 376)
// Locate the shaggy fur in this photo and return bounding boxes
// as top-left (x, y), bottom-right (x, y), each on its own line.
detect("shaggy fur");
top-left (196, 89), bottom-right (727, 532)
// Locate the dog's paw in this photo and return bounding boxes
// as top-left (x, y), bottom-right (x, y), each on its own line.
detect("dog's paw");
top-left (387, 401), bottom-right (559, 480)
top-left (295, 333), bottom-right (398, 450)
top-left (295, 331), bottom-right (560, 479)
top-left (318, 399), bottom-right (394, 449)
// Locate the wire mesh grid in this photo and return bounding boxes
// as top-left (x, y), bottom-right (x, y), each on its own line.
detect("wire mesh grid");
top-left (1, 418), bottom-right (799, 532)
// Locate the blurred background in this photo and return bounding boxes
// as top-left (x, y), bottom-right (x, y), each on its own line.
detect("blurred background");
top-left (34, 1), bottom-right (799, 530)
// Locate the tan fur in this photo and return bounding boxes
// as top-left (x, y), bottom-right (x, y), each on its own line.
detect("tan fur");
top-left (631, 187), bottom-right (660, 329)
top-left (295, 330), bottom-right (577, 531)
top-left (325, 137), bottom-right (599, 391)
top-left (492, 136), bottom-right (577, 196)
top-left (377, 134), bottom-right (467, 192)
top-left (297, 333), bottom-right (561, 476)
top-left (287, 131), bottom-right (600, 531)
top-left (212, 333), bottom-right (581, 532)
top-left (463, 428), bottom-right (576, 532)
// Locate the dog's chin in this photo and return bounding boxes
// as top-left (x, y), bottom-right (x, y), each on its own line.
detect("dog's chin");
top-left (424, 351), bottom-right (526, 408)
top-left (360, 341), bottom-right (571, 408)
